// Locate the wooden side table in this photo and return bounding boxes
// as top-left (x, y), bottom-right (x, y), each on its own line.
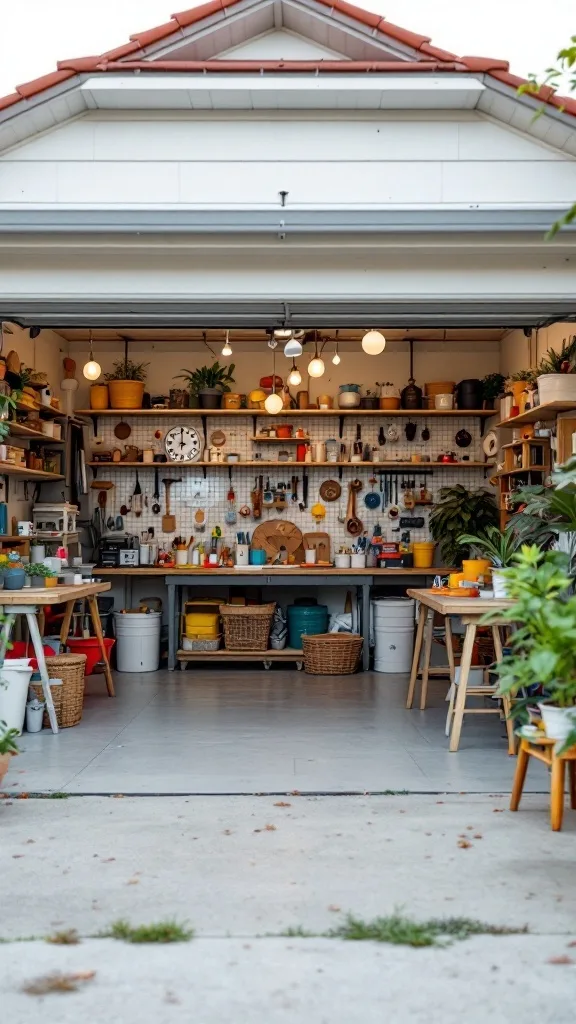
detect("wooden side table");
top-left (511, 734), bottom-right (576, 831)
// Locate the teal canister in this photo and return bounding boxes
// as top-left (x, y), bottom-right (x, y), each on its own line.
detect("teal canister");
top-left (287, 604), bottom-right (329, 649)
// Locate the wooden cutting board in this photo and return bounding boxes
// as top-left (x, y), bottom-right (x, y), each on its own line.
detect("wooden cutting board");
top-left (303, 532), bottom-right (331, 562)
top-left (251, 520), bottom-right (304, 564)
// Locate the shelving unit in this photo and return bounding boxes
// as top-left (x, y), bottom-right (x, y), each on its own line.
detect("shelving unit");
top-left (496, 400), bottom-right (576, 429)
top-left (497, 437), bottom-right (551, 528)
top-left (0, 462), bottom-right (64, 481)
top-left (8, 421), bottom-right (65, 443)
top-left (176, 647), bottom-right (303, 665)
top-left (76, 408), bottom-right (493, 419)
top-left (15, 400), bottom-right (65, 420)
top-left (88, 460), bottom-right (493, 470)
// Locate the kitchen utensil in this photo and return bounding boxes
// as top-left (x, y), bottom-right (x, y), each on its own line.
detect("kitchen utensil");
top-left (239, 505), bottom-right (251, 518)
top-left (299, 468), bottom-right (308, 511)
top-left (310, 501), bottom-right (326, 523)
top-left (210, 429), bottom-right (226, 448)
top-left (291, 476), bottom-right (299, 503)
top-left (263, 477), bottom-right (274, 507)
top-left (123, 444), bottom-right (139, 462)
top-left (405, 421), bottom-right (417, 442)
top-left (421, 425), bottom-right (430, 441)
top-left (225, 482), bottom-right (237, 525)
top-left (338, 391), bottom-right (361, 409)
top-left (162, 478), bottom-right (181, 533)
top-left (319, 479), bottom-right (341, 502)
top-left (400, 339), bottom-right (423, 409)
top-left (394, 475), bottom-right (398, 504)
top-left (114, 419), bottom-right (131, 440)
top-left (251, 520), bottom-right (304, 564)
top-left (387, 425), bottom-right (399, 442)
top-left (353, 423), bottom-right (362, 460)
top-left (456, 379), bottom-right (482, 410)
top-left (364, 477), bottom-right (381, 509)
top-left (131, 470), bottom-right (142, 518)
top-left (346, 479), bottom-right (363, 536)
top-left (303, 531), bottom-right (331, 562)
top-left (388, 505), bottom-right (400, 519)
top-left (399, 516), bottom-right (425, 528)
top-left (378, 426), bottom-right (386, 447)
top-left (115, 515), bottom-right (124, 530)
top-left (455, 429), bottom-right (472, 448)
top-left (152, 467), bottom-right (161, 514)
top-left (438, 452), bottom-right (457, 463)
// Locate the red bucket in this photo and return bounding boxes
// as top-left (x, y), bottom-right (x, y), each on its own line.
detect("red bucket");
top-left (66, 637), bottom-right (115, 675)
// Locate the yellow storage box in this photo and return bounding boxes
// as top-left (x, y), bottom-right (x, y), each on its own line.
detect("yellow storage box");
top-left (184, 600), bottom-right (220, 639)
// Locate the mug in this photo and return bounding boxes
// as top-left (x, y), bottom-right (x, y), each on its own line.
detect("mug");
top-left (236, 544), bottom-right (250, 566)
top-left (208, 552), bottom-right (219, 565)
top-left (305, 549), bottom-right (317, 564)
top-left (17, 521), bottom-right (34, 536)
top-left (142, 449), bottom-right (154, 463)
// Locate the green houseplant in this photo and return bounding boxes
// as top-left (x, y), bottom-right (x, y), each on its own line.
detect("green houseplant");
top-left (458, 524), bottom-right (525, 596)
top-left (429, 485), bottom-right (499, 566)
top-left (537, 335), bottom-right (576, 405)
top-left (0, 719), bottom-right (19, 787)
top-left (488, 545), bottom-right (576, 743)
top-left (175, 362), bottom-right (236, 410)
top-left (104, 359), bottom-right (149, 410)
top-left (481, 373), bottom-right (506, 409)
top-left (25, 562), bottom-right (55, 588)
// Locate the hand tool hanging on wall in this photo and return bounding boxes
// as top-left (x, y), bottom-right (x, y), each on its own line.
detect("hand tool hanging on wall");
top-left (132, 470), bottom-right (142, 518)
top-left (152, 467), bottom-right (161, 514)
top-left (346, 479), bottom-right (363, 535)
top-left (162, 478), bottom-right (181, 533)
top-left (299, 468), bottom-right (309, 511)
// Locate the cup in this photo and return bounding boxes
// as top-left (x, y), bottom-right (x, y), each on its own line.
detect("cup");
top-left (208, 552), bottom-right (219, 565)
top-left (250, 549), bottom-right (266, 566)
top-left (305, 549), bottom-right (317, 564)
top-left (236, 544), bottom-right (250, 566)
top-left (73, 574), bottom-right (83, 585)
top-left (351, 553), bottom-right (366, 568)
top-left (31, 544), bottom-right (46, 562)
top-left (139, 544), bottom-right (151, 565)
top-left (142, 449), bottom-right (154, 463)
top-left (335, 553), bottom-right (351, 568)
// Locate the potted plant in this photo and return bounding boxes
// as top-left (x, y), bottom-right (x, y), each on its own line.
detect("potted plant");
top-left (376, 382), bottom-right (401, 410)
top-left (104, 359), bottom-right (149, 410)
top-left (536, 335), bottom-right (576, 405)
top-left (90, 383), bottom-right (109, 410)
top-left (489, 545), bottom-right (576, 742)
top-left (25, 562), bottom-right (54, 588)
top-left (3, 552), bottom-right (25, 591)
top-left (0, 720), bottom-right (19, 787)
top-left (174, 361), bottom-right (236, 410)
top-left (504, 370), bottom-right (537, 405)
top-left (481, 373), bottom-right (505, 410)
top-left (429, 485), bottom-right (499, 566)
top-left (458, 524), bottom-right (525, 597)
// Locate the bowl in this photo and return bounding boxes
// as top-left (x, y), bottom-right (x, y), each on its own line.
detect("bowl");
top-left (338, 392), bottom-right (361, 409)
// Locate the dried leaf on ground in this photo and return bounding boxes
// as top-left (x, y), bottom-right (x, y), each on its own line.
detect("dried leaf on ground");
top-left (46, 929), bottom-right (80, 945)
top-left (126, 878), bottom-right (140, 885)
top-left (274, 802), bottom-right (291, 807)
top-left (223, 829), bottom-right (233, 835)
top-left (474, 834), bottom-right (483, 840)
top-left (328, 905), bottom-right (341, 913)
top-left (493, 808), bottom-right (504, 813)
top-left (101, 857), bottom-right (115, 863)
top-left (547, 955), bottom-right (574, 965)
top-left (457, 839), bottom-right (472, 849)
top-left (23, 971), bottom-right (95, 996)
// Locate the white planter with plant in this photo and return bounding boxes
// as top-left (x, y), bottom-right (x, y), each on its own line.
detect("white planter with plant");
top-left (458, 525), bottom-right (524, 597)
top-left (0, 658), bottom-right (34, 735)
top-left (536, 337), bottom-right (576, 405)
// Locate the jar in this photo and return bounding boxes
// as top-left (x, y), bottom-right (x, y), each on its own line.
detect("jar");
top-left (222, 393), bottom-right (241, 410)
top-left (169, 388), bottom-right (189, 409)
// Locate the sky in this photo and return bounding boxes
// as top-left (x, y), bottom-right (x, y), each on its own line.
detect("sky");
top-left (0, 0), bottom-right (573, 95)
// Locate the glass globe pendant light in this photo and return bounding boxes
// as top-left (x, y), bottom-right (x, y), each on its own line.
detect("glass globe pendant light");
top-left (287, 361), bottom-right (302, 387)
top-left (332, 342), bottom-right (341, 366)
top-left (221, 330), bottom-right (232, 357)
top-left (361, 330), bottom-right (386, 355)
top-left (308, 341), bottom-right (325, 378)
top-left (82, 330), bottom-right (101, 380)
top-left (264, 343), bottom-right (283, 414)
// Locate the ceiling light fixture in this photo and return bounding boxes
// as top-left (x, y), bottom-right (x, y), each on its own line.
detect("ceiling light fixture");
top-left (221, 330), bottom-right (232, 357)
top-left (287, 361), bottom-right (302, 387)
top-left (284, 337), bottom-right (303, 358)
top-left (82, 329), bottom-right (101, 381)
top-left (308, 341), bottom-right (325, 379)
top-left (264, 343), bottom-right (284, 414)
top-left (273, 328), bottom-right (293, 341)
top-left (361, 330), bottom-right (386, 356)
top-left (332, 342), bottom-right (341, 366)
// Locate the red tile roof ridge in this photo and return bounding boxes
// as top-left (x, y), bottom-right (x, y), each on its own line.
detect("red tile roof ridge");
top-left (0, 0), bottom-right (573, 120)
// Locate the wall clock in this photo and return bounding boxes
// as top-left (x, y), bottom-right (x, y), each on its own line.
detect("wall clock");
top-left (164, 425), bottom-right (202, 462)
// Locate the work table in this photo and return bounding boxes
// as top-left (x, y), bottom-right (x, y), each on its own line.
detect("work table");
top-left (95, 567), bottom-right (447, 576)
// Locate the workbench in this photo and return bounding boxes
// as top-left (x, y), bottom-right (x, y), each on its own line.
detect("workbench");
top-left (95, 567), bottom-right (445, 672)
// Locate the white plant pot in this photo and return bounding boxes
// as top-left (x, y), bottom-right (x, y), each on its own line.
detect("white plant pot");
top-left (0, 659), bottom-right (34, 735)
top-left (536, 374), bottom-right (576, 405)
top-left (492, 570), bottom-right (509, 598)
top-left (538, 703), bottom-right (576, 742)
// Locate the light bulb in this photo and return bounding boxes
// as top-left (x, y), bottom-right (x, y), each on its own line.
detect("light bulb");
top-left (361, 330), bottom-right (386, 355)
top-left (308, 356), bottom-right (325, 378)
top-left (288, 365), bottom-right (302, 387)
top-left (332, 350), bottom-right (341, 366)
top-left (284, 338), bottom-right (303, 358)
top-left (83, 359), bottom-right (101, 381)
top-left (264, 391), bottom-right (283, 414)
top-left (221, 342), bottom-right (232, 356)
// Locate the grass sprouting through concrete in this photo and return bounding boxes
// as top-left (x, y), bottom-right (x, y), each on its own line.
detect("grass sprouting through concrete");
top-left (101, 919), bottom-right (194, 944)
top-left (329, 913), bottom-right (528, 947)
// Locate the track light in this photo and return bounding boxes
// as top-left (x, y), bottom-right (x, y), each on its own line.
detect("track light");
top-left (361, 330), bottom-right (386, 355)
top-left (221, 330), bottom-right (232, 357)
top-left (82, 330), bottom-right (101, 380)
top-left (287, 362), bottom-right (302, 387)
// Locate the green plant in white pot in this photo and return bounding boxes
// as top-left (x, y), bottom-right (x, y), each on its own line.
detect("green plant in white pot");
top-left (0, 719), bottom-right (19, 787)
top-left (487, 545), bottom-right (576, 743)
top-left (458, 524), bottom-right (524, 597)
top-left (536, 335), bottom-right (576, 405)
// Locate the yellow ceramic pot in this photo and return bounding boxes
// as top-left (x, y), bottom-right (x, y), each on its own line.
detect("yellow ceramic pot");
top-left (462, 558), bottom-right (491, 582)
top-left (90, 384), bottom-right (109, 410)
top-left (108, 380), bottom-right (145, 410)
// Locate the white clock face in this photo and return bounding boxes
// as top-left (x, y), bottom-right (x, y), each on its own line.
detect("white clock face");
top-left (164, 425), bottom-right (202, 462)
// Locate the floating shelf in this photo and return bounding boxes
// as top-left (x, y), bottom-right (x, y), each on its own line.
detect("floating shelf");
top-left (0, 463), bottom-right (64, 481)
top-left (495, 467), bottom-right (548, 479)
top-left (251, 436), bottom-right (311, 443)
top-left (15, 400), bottom-right (64, 420)
top-left (496, 400), bottom-right (576, 428)
top-left (87, 460), bottom-right (493, 470)
top-left (76, 408), bottom-right (493, 419)
top-left (8, 421), bottom-right (65, 443)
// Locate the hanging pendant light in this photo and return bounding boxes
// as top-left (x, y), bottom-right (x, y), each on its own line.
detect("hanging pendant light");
top-left (332, 342), bottom-right (341, 366)
top-left (264, 343), bottom-right (283, 414)
top-left (361, 330), bottom-right (386, 355)
top-left (284, 337), bottom-right (303, 358)
top-left (308, 340), bottom-right (325, 378)
top-left (82, 329), bottom-right (101, 380)
top-left (221, 330), bottom-right (232, 357)
top-left (287, 361), bottom-right (302, 387)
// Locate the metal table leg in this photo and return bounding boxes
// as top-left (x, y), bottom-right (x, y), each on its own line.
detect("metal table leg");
top-left (25, 609), bottom-right (58, 733)
top-left (360, 582), bottom-right (371, 671)
top-left (167, 582), bottom-right (176, 671)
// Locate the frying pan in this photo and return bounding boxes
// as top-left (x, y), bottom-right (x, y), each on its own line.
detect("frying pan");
top-left (364, 476), bottom-right (381, 510)
top-left (346, 479), bottom-right (363, 535)
top-left (114, 419), bottom-right (131, 440)
top-left (319, 479), bottom-right (341, 502)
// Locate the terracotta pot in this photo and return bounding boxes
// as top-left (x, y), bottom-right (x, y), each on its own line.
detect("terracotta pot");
top-left (90, 384), bottom-right (109, 410)
top-left (0, 361), bottom-right (6, 381)
top-left (108, 380), bottom-right (145, 410)
top-left (511, 381), bottom-right (528, 402)
top-left (0, 751), bottom-right (14, 787)
top-left (276, 425), bottom-right (293, 439)
top-left (379, 396), bottom-right (401, 410)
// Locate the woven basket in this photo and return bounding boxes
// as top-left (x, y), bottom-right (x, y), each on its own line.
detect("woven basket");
top-left (31, 654), bottom-right (87, 729)
top-left (219, 603), bottom-right (275, 651)
top-left (302, 633), bottom-right (363, 675)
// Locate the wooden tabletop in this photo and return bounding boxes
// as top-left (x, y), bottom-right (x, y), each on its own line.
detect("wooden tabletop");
top-left (406, 587), bottom-right (514, 616)
top-left (0, 581), bottom-right (111, 605)
top-left (95, 567), bottom-right (447, 577)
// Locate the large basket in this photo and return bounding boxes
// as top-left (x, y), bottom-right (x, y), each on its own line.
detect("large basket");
top-left (31, 654), bottom-right (87, 729)
top-left (302, 633), bottom-right (363, 675)
top-left (219, 603), bottom-right (275, 651)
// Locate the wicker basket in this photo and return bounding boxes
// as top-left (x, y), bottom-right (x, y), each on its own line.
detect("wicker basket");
top-left (31, 654), bottom-right (87, 729)
top-left (219, 603), bottom-right (275, 651)
top-left (302, 633), bottom-right (363, 675)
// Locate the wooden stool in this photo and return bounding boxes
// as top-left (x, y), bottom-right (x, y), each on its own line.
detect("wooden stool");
top-left (511, 735), bottom-right (576, 831)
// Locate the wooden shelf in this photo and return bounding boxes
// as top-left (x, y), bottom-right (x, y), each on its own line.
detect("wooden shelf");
top-left (76, 408), bottom-right (493, 419)
top-left (251, 436), bottom-right (311, 443)
top-left (176, 647), bottom-right (303, 662)
top-left (8, 421), bottom-right (65, 443)
top-left (496, 401), bottom-right (576, 428)
top-left (15, 400), bottom-right (64, 419)
top-left (0, 463), bottom-right (64, 481)
top-left (495, 467), bottom-right (548, 479)
top-left (87, 460), bottom-right (493, 470)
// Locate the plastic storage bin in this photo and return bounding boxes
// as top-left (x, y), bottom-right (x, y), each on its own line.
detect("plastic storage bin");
top-left (287, 604), bottom-right (329, 649)
top-left (114, 611), bottom-right (161, 672)
top-left (372, 597), bottom-right (415, 673)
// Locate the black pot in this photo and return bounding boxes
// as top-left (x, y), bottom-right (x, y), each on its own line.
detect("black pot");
top-left (401, 378), bottom-right (423, 409)
top-left (360, 396), bottom-right (379, 409)
top-left (199, 389), bottom-right (223, 410)
top-left (456, 379), bottom-right (482, 410)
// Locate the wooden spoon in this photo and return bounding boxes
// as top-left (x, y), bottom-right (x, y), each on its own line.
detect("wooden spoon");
top-left (346, 479), bottom-right (363, 536)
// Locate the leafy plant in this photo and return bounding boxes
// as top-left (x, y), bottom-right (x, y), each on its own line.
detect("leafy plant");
top-left (24, 563), bottom-right (55, 577)
top-left (481, 373), bottom-right (506, 402)
top-left (429, 485), bottom-right (499, 565)
top-left (503, 369), bottom-right (538, 393)
top-left (0, 719), bottom-right (19, 755)
top-left (175, 361), bottom-right (236, 395)
top-left (458, 524), bottom-right (525, 568)
top-left (0, 388), bottom-right (18, 444)
top-left (104, 359), bottom-right (149, 383)
top-left (487, 546), bottom-right (576, 717)
top-left (537, 335), bottom-right (576, 375)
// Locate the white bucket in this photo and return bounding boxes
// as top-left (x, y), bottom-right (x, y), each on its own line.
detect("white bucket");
top-left (114, 612), bottom-right (161, 672)
top-left (0, 658), bottom-right (34, 734)
top-left (372, 598), bottom-right (415, 673)
top-left (538, 703), bottom-right (576, 742)
top-left (537, 374), bottom-right (576, 405)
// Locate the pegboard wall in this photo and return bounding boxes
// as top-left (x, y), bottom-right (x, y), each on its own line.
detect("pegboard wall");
top-left (87, 413), bottom-right (491, 551)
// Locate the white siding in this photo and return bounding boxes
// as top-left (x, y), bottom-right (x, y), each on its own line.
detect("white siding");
top-left (0, 111), bottom-right (574, 209)
top-left (216, 29), bottom-right (346, 60)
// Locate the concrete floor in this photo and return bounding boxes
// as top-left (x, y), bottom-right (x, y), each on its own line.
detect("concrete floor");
top-left (1, 795), bottom-right (575, 1021)
top-left (6, 668), bottom-right (549, 795)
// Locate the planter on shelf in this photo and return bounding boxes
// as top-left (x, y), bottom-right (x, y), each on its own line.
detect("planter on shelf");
top-left (536, 374), bottom-right (576, 405)
top-left (108, 380), bottom-right (145, 409)
top-left (511, 380), bottom-right (529, 403)
top-left (198, 388), bottom-right (223, 410)
top-left (3, 565), bottom-right (25, 591)
top-left (90, 384), bottom-right (109, 410)
top-left (29, 576), bottom-right (46, 588)
top-left (45, 576), bottom-right (58, 588)
top-left (538, 704), bottom-right (576, 743)
top-left (491, 571), bottom-right (508, 598)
